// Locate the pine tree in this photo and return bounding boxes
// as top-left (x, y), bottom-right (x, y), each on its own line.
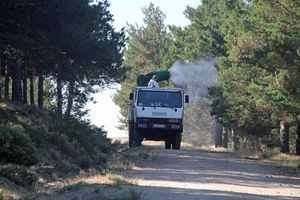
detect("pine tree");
top-left (114, 3), bottom-right (172, 128)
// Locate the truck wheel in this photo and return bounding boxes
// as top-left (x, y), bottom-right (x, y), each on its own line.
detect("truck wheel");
top-left (128, 123), bottom-right (134, 148)
top-left (172, 133), bottom-right (181, 150)
top-left (165, 140), bottom-right (171, 149)
top-left (133, 128), bottom-right (142, 147)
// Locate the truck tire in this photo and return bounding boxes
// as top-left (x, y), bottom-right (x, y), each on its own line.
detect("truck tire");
top-left (165, 140), bottom-right (171, 149)
top-left (128, 122), bottom-right (134, 148)
top-left (133, 128), bottom-right (142, 147)
top-left (172, 133), bottom-right (181, 150)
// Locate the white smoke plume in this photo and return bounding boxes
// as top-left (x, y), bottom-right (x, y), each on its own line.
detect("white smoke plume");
top-left (169, 58), bottom-right (218, 103)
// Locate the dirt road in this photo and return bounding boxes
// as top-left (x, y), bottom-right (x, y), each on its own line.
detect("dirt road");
top-left (124, 142), bottom-right (300, 200)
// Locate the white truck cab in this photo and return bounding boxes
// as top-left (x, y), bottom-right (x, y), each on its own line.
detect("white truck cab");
top-left (128, 87), bottom-right (189, 149)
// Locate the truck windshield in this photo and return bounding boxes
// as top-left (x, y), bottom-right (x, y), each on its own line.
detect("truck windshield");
top-left (137, 90), bottom-right (182, 108)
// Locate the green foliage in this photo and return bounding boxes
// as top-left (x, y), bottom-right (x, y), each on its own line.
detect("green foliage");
top-left (0, 0), bottom-right (126, 119)
top-left (169, 25), bottom-right (205, 60)
top-left (54, 159), bottom-right (74, 175)
top-left (0, 101), bottom-right (114, 185)
top-left (217, 0), bottom-right (299, 135)
top-left (171, 0), bottom-right (300, 152)
top-left (261, 146), bottom-right (281, 159)
top-left (261, 149), bottom-right (300, 167)
top-left (106, 173), bottom-right (126, 185)
top-left (0, 164), bottom-right (38, 187)
top-left (25, 126), bottom-right (47, 148)
top-left (0, 125), bottom-right (38, 166)
top-left (50, 118), bottom-right (111, 168)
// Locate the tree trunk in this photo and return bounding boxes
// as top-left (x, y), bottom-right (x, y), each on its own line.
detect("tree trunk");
top-left (29, 74), bottom-right (34, 105)
top-left (0, 58), bottom-right (2, 99)
top-left (296, 119), bottom-right (300, 155)
top-left (65, 80), bottom-right (75, 119)
top-left (233, 129), bottom-right (240, 152)
top-left (215, 122), bottom-right (223, 148)
top-left (4, 61), bottom-right (10, 100)
top-left (223, 128), bottom-right (229, 148)
top-left (56, 74), bottom-right (63, 118)
top-left (38, 75), bottom-right (44, 109)
top-left (20, 67), bottom-right (23, 102)
top-left (11, 63), bottom-right (22, 102)
top-left (22, 66), bottom-right (28, 104)
top-left (280, 121), bottom-right (290, 153)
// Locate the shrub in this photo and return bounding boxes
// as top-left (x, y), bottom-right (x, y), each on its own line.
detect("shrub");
top-left (52, 119), bottom-right (112, 164)
top-left (55, 159), bottom-right (75, 175)
top-left (0, 164), bottom-right (38, 187)
top-left (261, 146), bottom-right (281, 159)
top-left (25, 126), bottom-right (47, 148)
top-left (0, 125), bottom-right (38, 166)
top-left (56, 119), bottom-right (110, 147)
top-left (77, 152), bottom-right (92, 169)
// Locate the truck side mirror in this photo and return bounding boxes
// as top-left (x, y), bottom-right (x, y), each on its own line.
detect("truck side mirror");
top-left (129, 92), bottom-right (133, 100)
top-left (185, 94), bottom-right (189, 103)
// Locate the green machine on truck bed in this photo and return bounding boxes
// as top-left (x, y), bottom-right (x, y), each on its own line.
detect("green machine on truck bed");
top-left (128, 70), bottom-right (189, 149)
top-left (136, 70), bottom-right (170, 86)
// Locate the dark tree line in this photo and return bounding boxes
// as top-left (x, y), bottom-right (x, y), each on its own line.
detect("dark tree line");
top-left (0, 0), bottom-right (126, 118)
top-left (171, 0), bottom-right (300, 154)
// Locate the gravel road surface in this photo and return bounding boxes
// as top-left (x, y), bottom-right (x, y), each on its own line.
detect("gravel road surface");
top-left (125, 142), bottom-right (300, 200)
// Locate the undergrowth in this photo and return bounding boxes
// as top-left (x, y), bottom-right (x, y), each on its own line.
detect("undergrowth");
top-left (0, 102), bottom-right (152, 199)
top-left (261, 147), bottom-right (300, 167)
top-left (0, 102), bottom-right (114, 197)
top-left (0, 164), bottom-right (38, 188)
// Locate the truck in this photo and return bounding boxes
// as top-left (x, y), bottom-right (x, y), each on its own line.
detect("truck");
top-left (128, 70), bottom-right (189, 149)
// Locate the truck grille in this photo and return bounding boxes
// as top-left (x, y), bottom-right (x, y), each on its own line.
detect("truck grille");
top-left (136, 118), bottom-right (182, 131)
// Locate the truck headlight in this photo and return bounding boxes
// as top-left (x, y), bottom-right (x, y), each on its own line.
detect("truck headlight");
top-left (138, 123), bottom-right (147, 128)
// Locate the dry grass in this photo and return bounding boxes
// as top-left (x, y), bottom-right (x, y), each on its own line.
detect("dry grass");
top-left (0, 102), bottom-right (8, 109)
top-left (106, 173), bottom-right (127, 185)
top-left (107, 142), bottom-right (156, 172)
top-left (270, 153), bottom-right (300, 168)
top-left (0, 178), bottom-right (30, 200)
top-left (260, 147), bottom-right (300, 168)
top-left (0, 189), bottom-right (9, 200)
top-left (31, 143), bottom-right (153, 199)
top-left (198, 145), bottom-right (233, 153)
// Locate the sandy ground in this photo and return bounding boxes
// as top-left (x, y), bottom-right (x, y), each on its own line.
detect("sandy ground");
top-left (35, 139), bottom-right (300, 200)
top-left (123, 141), bottom-right (300, 200)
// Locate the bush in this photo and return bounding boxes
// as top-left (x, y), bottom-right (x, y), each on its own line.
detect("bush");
top-left (0, 125), bottom-right (38, 166)
top-left (51, 119), bottom-right (112, 165)
top-left (0, 164), bottom-right (38, 187)
top-left (54, 119), bottom-right (111, 151)
top-left (46, 132), bottom-right (75, 156)
top-left (261, 146), bottom-right (281, 159)
top-left (77, 151), bottom-right (92, 169)
top-left (54, 159), bottom-right (76, 175)
top-left (25, 126), bottom-right (47, 148)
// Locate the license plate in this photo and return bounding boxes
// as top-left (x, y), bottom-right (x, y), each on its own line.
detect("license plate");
top-left (153, 124), bottom-right (166, 128)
